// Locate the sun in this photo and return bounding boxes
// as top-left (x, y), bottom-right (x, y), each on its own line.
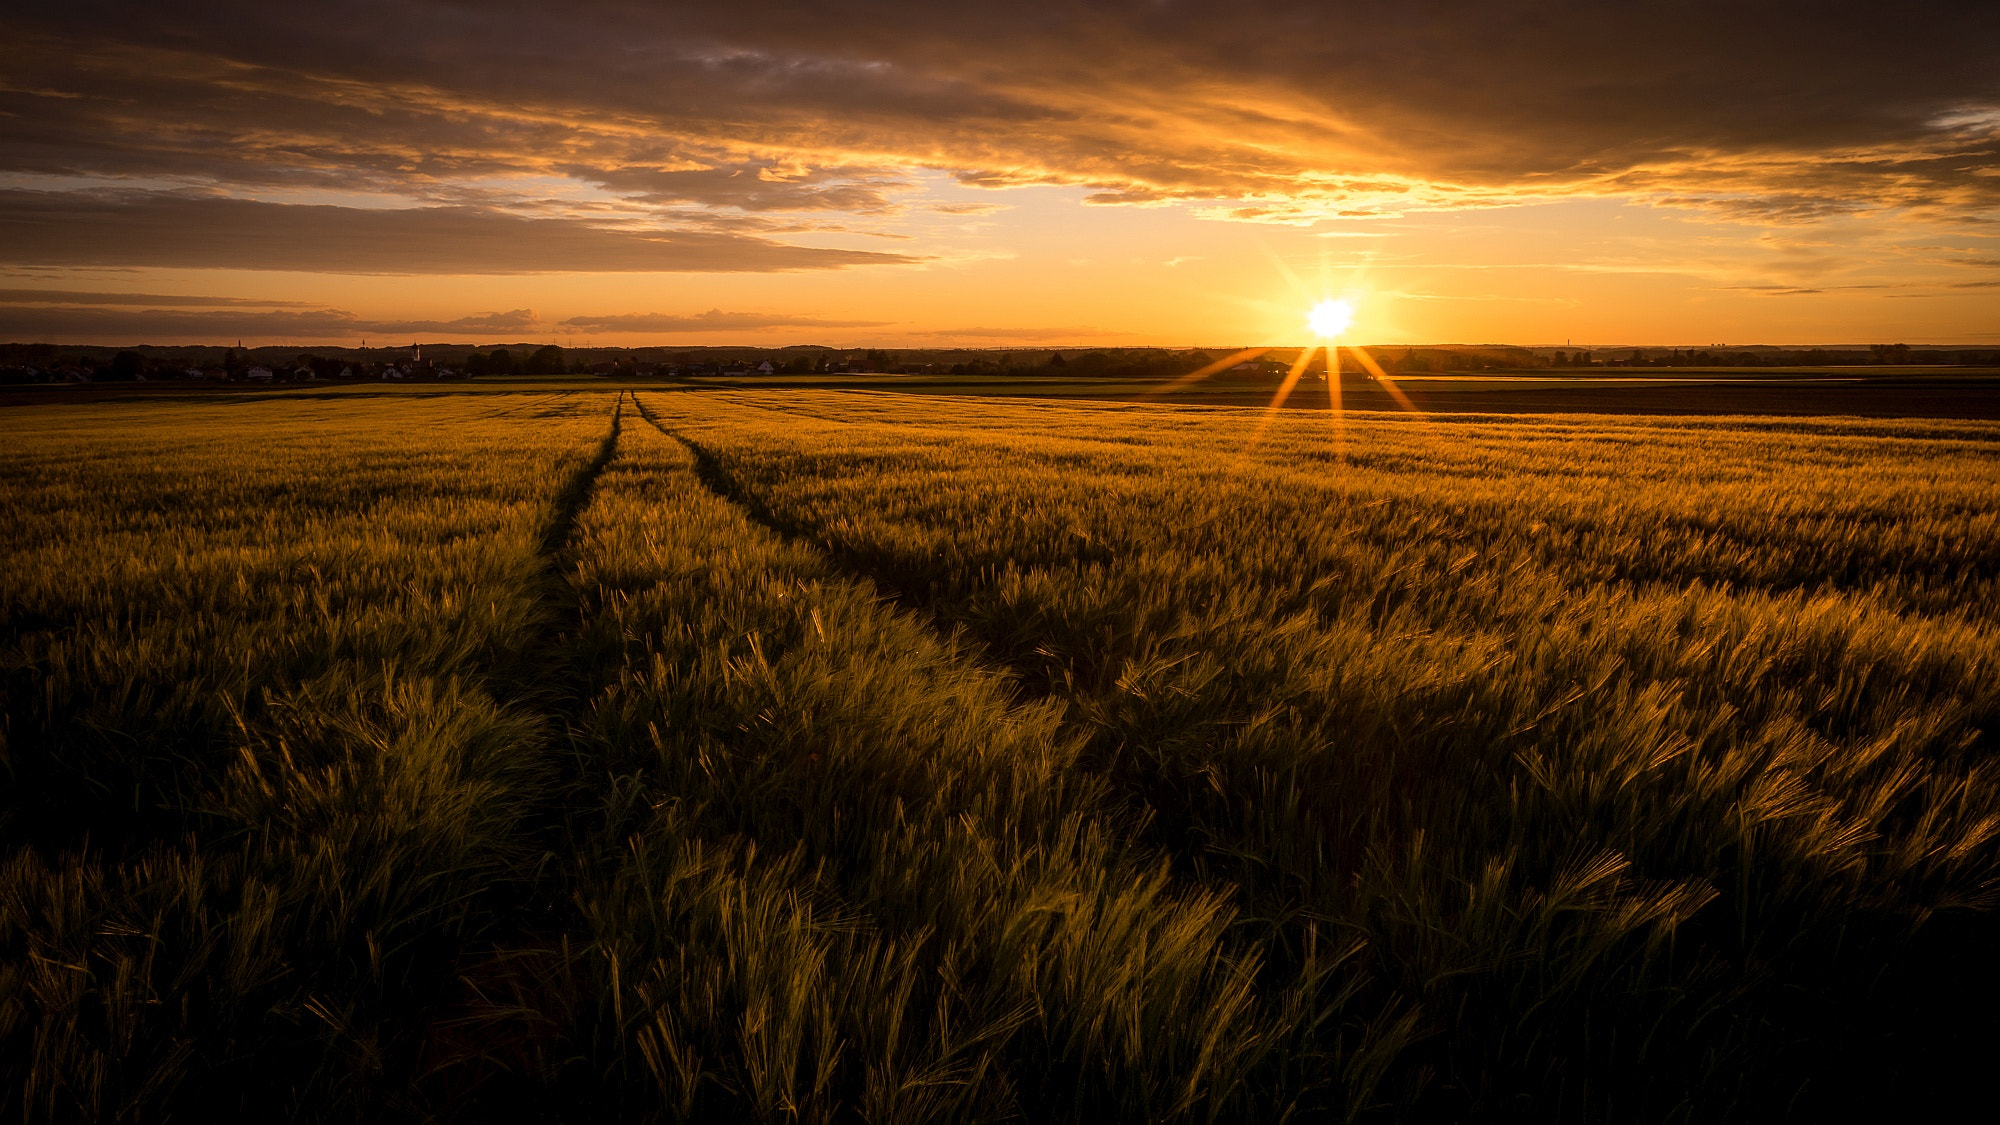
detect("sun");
top-left (1141, 288), bottom-right (1419, 437)
top-left (1308, 299), bottom-right (1354, 339)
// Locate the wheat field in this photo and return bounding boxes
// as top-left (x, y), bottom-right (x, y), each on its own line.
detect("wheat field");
top-left (4, 387), bottom-right (1997, 1122)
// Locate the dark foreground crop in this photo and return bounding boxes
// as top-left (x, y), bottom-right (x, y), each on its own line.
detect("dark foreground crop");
top-left (3, 389), bottom-right (1997, 1122)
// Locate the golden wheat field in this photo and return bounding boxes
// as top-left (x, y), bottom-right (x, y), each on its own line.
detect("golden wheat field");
top-left (4, 387), bottom-right (1998, 1122)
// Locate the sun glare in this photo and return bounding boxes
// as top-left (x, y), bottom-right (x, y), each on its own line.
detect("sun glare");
top-left (1308, 299), bottom-right (1354, 339)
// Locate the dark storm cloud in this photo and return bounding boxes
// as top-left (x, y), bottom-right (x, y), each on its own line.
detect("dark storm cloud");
top-left (558, 309), bottom-right (890, 332)
top-left (0, 192), bottom-right (916, 273)
top-left (2, 0), bottom-right (1997, 256)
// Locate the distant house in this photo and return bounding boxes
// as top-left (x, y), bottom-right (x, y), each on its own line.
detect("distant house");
top-left (755, 360), bottom-right (777, 374)
top-left (183, 367), bottom-right (206, 380)
top-left (292, 367), bottom-right (316, 380)
top-left (381, 365), bottom-right (402, 380)
top-left (245, 366), bottom-right (273, 381)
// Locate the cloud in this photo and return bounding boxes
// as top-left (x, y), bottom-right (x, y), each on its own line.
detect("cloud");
top-left (558, 309), bottom-right (890, 332)
top-left (0, 289), bottom-right (318, 307)
top-left (1656, 196), bottom-right (1874, 226)
top-left (0, 306), bottom-right (367, 341)
top-left (565, 162), bottom-right (911, 213)
top-left (2, 0), bottom-right (1995, 244)
top-left (909, 326), bottom-right (1132, 341)
top-left (371, 309), bottom-right (540, 334)
top-left (0, 191), bottom-right (919, 273)
top-left (0, 304), bottom-right (542, 342)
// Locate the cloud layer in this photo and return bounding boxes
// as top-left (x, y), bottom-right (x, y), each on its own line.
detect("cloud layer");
top-left (0, 296), bottom-right (890, 342)
top-left (1, 0), bottom-right (1993, 277)
top-left (0, 303), bottom-right (544, 342)
top-left (558, 309), bottom-right (890, 332)
top-left (0, 192), bottom-right (915, 273)
top-left (909, 326), bottom-right (1130, 341)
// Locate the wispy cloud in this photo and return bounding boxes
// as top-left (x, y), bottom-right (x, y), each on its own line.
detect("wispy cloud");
top-left (908, 326), bottom-right (1132, 340)
top-left (558, 309), bottom-right (890, 332)
top-left (374, 309), bottom-right (540, 334)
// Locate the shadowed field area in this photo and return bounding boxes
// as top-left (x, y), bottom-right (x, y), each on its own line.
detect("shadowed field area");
top-left (4, 388), bottom-right (1998, 1121)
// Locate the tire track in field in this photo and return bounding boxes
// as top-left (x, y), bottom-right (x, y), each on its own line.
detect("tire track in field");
top-left (503, 387), bottom-right (623, 723)
top-left (416, 391), bottom-right (625, 1095)
top-left (627, 391), bottom-right (1127, 665)
top-left (628, 390), bottom-right (1062, 685)
top-left (534, 391), bottom-right (623, 559)
top-left (627, 391), bottom-right (810, 549)
top-left (626, 391), bottom-right (1092, 739)
top-left (627, 392), bottom-right (961, 622)
top-left (483, 391), bottom-right (622, 886)
top-left (629, 391), bottom-right (1131, 632)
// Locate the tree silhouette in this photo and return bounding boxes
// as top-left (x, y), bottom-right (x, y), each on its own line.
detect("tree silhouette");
top-left (526, 345), bottom-right (566, 374)
top-left (105, 350), bottom-right (145, 381)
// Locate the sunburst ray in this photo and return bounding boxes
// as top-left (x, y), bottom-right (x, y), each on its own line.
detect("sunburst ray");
top-left (1253, 345), bottom-right (1319, 445)
top-left (1326, 343), bottom-right (1347, 468)
top-left (1345, 344), bottom-right (1424, 416)
top-left (1143, 346), bottom-right (1274, 398)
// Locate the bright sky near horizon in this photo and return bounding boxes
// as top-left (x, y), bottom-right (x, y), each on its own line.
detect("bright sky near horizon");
top-left (3, 1), bottom-right (1997, 348)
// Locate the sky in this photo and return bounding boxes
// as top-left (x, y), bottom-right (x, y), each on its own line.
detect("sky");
top-left (3, 0), bottom-right (1998, 348)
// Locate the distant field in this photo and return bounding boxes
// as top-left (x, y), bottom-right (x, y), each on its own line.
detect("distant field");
top-left (4, 389), bottom-right (1998, 1121)
top-left (8, 365), bottom-right (2000, 419)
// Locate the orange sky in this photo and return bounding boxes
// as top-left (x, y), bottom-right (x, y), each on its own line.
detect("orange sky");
top-left (3, 2), bottom-right (1997, 347)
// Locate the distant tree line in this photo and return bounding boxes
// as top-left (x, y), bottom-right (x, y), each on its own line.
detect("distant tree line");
top-left (943, 349), bottom-right (1222, 379)
top-left (1593, 345), bottom-right (2000, 368)
top-left (8, 340), bottom-right (2000, 386)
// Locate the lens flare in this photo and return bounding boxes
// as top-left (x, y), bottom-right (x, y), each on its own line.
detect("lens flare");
top-left (1131, 289), bottom-right (1424, 468)
top-left (1308, 299), bottom-right (1354, 339)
